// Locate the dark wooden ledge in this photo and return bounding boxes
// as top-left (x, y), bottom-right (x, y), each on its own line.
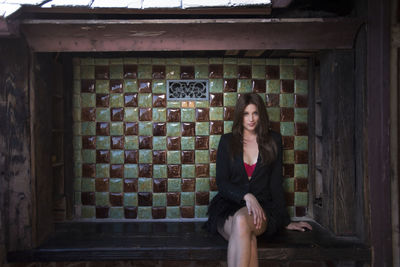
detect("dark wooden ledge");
top-left (7, 221), bottom-right (370, 262)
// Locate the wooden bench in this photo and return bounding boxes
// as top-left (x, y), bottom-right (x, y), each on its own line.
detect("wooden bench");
top-left (7, 221), bottom-right (370, 263)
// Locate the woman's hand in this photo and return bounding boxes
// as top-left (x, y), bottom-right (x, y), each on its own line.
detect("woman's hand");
top-left (285, 221), bottom-right (313, 232)
top-left (243, 193), bottom-right (266, 229)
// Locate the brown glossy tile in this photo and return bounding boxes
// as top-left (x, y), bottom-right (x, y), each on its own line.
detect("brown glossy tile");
top-left (210, 178), bottom-right (218, 191)
top-left (152, 207), bottom-right (166, 219)
top-left (167, 108), bottom-right (181, 122)
top-left (281, 80), bottom-right (294, 93)
top-left (153, 150), bottom-right (166, 164)
top-left (139, 136), bottom-right (152, 149)
top-left (153, 122), bottom-right (166, 136)
top-left (139, 164), bottom-right (153, 177)
top-left (81, 192), bottom-right (95, 205)
top-left (81, 107), bottom-right (96, 121)
top-left (96, 207), bottom-right (109, 219)
top-left (180, 206), bottom-right (194, 218)
top-left (81, 79), bottom-right (95, 93)
top-left (124, 93), bottom-right (138, 107)
top-left (196, 108), bottom-right (209, 122)
top-left (124, 122), bottom-right (138, 135)
top-left (110, 193), bottom-right (123, 206)
top-left (95, 178), bottom-right (109, 192)
top-left (295, 178), bottom-right (308, 192)
top-left (265, 65), bottom-right (280, 79)
top-left (181, 122), bottom-right (195, 136)
top-left (167, 164), bottom-right (181, 178)
top-left (124, 178), bottom-right (138, 192)
top-left (195, 136), bottom-right (209, 150)
top-left (153, 94), bottom-right (166, 107)
top-left (295, 65), bottom-right (308, 80)
top-left (180, 66), bottom-right (195, 79)
top-left (82, 136), bottom-right (96, 149)
top-left (110, 164), bottom-right (124, 178)
top-left (96, 94), bottom-right (110, 107)
top-left (96, 122), bottom-right (110, 136)
top-left (252, 79), bottom-right (266, 93)
top-left (124, 207), bottom-right (138, 218)
top-left (283, 164), bottom-right (294, 178)
top-left (125, 150), bottom-right (138, 164)
top-left (182, 178), bottom-right (195, 192)
top-left (209, 64), bottom-right (223, 78)
top-left (167, 136), bottom-right (181, 150)
top-left (139, 108), bottom-right (152, 121)
top-left (210, 150), bottom-right (217, 163)
top-left (210, 93), bottom-right (223, 107)
top-left (111, 108), bottom-right (124, 121)
top-left (223, 79), bottom-right (237, 92)
top-left (153, 178), bottom-right (167, 193)
top-left (111, 136), bottom-right (124, 149)
top-left (152, 65), bottom-right (166, 79)
top-left (123, 64), bottom-right (137, 79)
top-left (285, 192), bottom-right (294, 205)
top-left (181, 150), bottom-right (195, 164)
top-left (295, 206), bottom-right (307, 217)
top-left (138, 80), bottom-right (152, 93)
top-left (280, 107), bottom-right (294, 122)
top-left (269, 122), bottom-right (280, 133)
top-left (210, 121), bottom-right (223, 135)
top-left (82, 163), bottom-right (96, 177)
top-left (266, 94), bottom-right (279, 107)
top-left (167, 192), bottom-right (180, 206)
top-left (295, 94), bottom-right (308, 108)
top-left (95, 66), bottom-right (109, 80)
top-left (282, 136), bottom-right (294, 150)
top-left (295, 122), bottom-right (308, 136)
top-left (110, 80), bottom-right (123, 93)
top-left (196, 164), bottom-right (209, 177)
top-left (96, 150), bottom-right (110, 163)
top-left (238, 65), bottom-right (251, 79)
top-left (196, 192), bottom-right (209, 205)
top-left (224, 107), bottom-right (235, 120)
top-left (295, 151), bottom-right (308, 164)
top-left (138, 192), bottom-right (152, 206)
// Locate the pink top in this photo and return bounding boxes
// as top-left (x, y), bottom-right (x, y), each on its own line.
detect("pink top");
top-left (244, 162), bottom-right (257, 178)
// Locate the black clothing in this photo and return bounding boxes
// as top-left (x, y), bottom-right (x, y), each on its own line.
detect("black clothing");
top-left (205, 131), bottom-right (291, 236)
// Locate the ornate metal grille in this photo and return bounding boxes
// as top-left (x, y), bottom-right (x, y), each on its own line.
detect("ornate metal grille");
top-left (167, 80), bottom-right (209, 101)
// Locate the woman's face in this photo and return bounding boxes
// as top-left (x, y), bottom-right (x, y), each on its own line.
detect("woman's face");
top-left (242, 104), bottom-right (259, 133)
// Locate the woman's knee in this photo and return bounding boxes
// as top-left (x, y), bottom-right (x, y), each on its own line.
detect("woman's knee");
top-left (232, 210), bottom-right (252, 236)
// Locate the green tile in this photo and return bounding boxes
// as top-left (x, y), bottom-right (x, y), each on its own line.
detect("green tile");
top-left (153, 193), bottom-right (167, 206)
top-left (181, 108), bottom-right (195, 122)
top-left (124, 58), bottom-right (138, 64)
top-left (139, 150), bottom-right (153, 163)
top-left (195, 58), bottom-right (209, 64)
top-left (266, 58), bottom-right (280, 65)
top-left (167, 122), bottom-right (181, 136)
top-left (267, 80), bottom-right (280, 94)
top-left (153, 136), bottom-right (167, 150)
top-left (73, 95), bottom-right (81, 108)
top-left (182, 164), bottom-right (195, 178)
top-left (223, 64), bottom-right (237, 78)
top-left (280, 94), bottom-right (294, 107)
top-left (209, 79), bottom-right (223, 93)
top-left (153, 165), bottom-right (167, 178)
top-left (138, 65), bottom-right (152, 79)
top-left (181, 137), bottom-right (195, 150)
top-left (74, 177), bottom-right (82, 191)
top-left (124, 192), bottom-right (138, 206)
top-left (283, 178), bottom-right (295, 192)
top-left (209, 107), bottom-right (223, 121)
top-left (252, 65), bottom-right (265, 79)
top-left (124, 164), bottom-right (138, 178)
top-left (125, 107), bottom-right (138, 121)
top-left (81, 65), bottom-right (94, 79)
top-left (195, 65), bottom-right (209, 79)
top-left (110, 94), bottom-right (124, 107)
top-left (73, 108), bottom-right (81, 121)
top-left (280, 58), bottom-right (294, 65)
top-left (124, 79), bottom-right (138, 93)
top-left (138, 58), bottom-right (152, 64)
top-left (267, 107), bottom-right (280, 122)
top-left (75, 192), bottom-right (81, 205)
top-left (280, 65), bottom-right (294, 79)
top-left (195, 101), bottom-right (209, 108)
top-left (74, 150), bottom-right (82, 162)
top-left (294, 58), bottom-right (308, 65)
top-left (195, 206), bottom-right (208, 218)
top-left (210, 163), bottom-right (216, 177)
top-left (223, 58), bottom-right (237, 64)
top-left (73, 135), bottom-right (82, 150)
top-left (295, 108), bottom-right (308, 123)
top-left (96, 80), bottom-right (110, 94)
top-left (110, 58), bottom-right (123, 65)
top-left (138, 178), bottom-right (152, 192)
top-left (138, 93), bottom-right (152, 107)
top-left (167, 101), bottom-right (181, 108)
top-left (209, 57), bottom-right (223, 64)
top-left (167, 206), bottom-right (180, 219)
top-left (82, 178), bottom-right (95, 191)
top-left (283, 150), bottom-right (294, 164)
top-left (280, 122), bottom-right (295, 136)
top-left (73, 80), bottom-right (81, 94)
top-left (153, 108), bottom-right (166, 122)
top-left (295, 80), bottom-right (308, 95)
top-left (94, 58), bottom-right (109, 65)
top-left (252, 58), bottom-right (265, 65)
top-left (96, 164), bottom-right (110, 178)
top-left (287, 206), bottom-right (295, 217)
top-left (294, 136), bottom-right (308, 151)
top-left (209, 135), bottom-right (221, 150)
top-left (95, 136), bottom-right (109, 149)
top-left (80, 57), bottom-right (94, 65)
top-left (294, 192), bottom-right (308, 206)
top-left (138, 207), bottom-right (152, 219)
top-left (152, 58), bottom-right (166, 65)
top-left (166, 65), bottom-right (180, 79)
top-left (81, 93), bottom-right (95, 107)
top-left (195, 150), bottom-right (209, 164)
top-left (139, 122), bottom-right (153, 135)
top-left (110, 122), bottom-right (124, 136)
top-left (182, 58), bottom-right (196, 65)
top-left (110, 207), bottom-right (124, 219)
top-left (210, 191), bottom-right (218, 201)
top-left (167, 58), bottom-right (181, 65)
top-left (110, 178), bottom-right (123, 192)
top-left (81, 206), bottom-right (95, 218)
top-left (82, 149), bottom-right (95, 163)
top-left (181, 192), bottom-right (194, 206)
top-left (196, 178), bottom-right (210, 192)
top-left (238, 79), bottom-right (252, 93)
top-left (152, 80), bottom-right (166, 94)
top-left (75, 163), bottom-right (82, 177)
top-left (168, 178), bottom-right (181, 192)
top-left (125, 136), bottom-right (138, 150)
top-left (95, 192), bottom-right (109, 206)
top-left (238, 58), bottom-right (252, 65)
top-left (81, 122), bottom-right (96, 135)
top-left (295, 164), bottom-right (308, 178)
top-left (223, 93), bottom-right (237, 107)
top-left (196, 122), bottom-right (209, 136)
top-left (96, 108), bottom-right (110, 122)
top-left (110, 150), bottom-right (124, 164)
top-left (224, 121), bottom-right (233, 133)
top-left (110, 65), bottom-right (123, 79)
top-left (167, 151), bottom-right (181, 164)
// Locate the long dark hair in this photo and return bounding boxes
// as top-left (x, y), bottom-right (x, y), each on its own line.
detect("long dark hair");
top-left (230, 93), bottom-right (277, 165)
